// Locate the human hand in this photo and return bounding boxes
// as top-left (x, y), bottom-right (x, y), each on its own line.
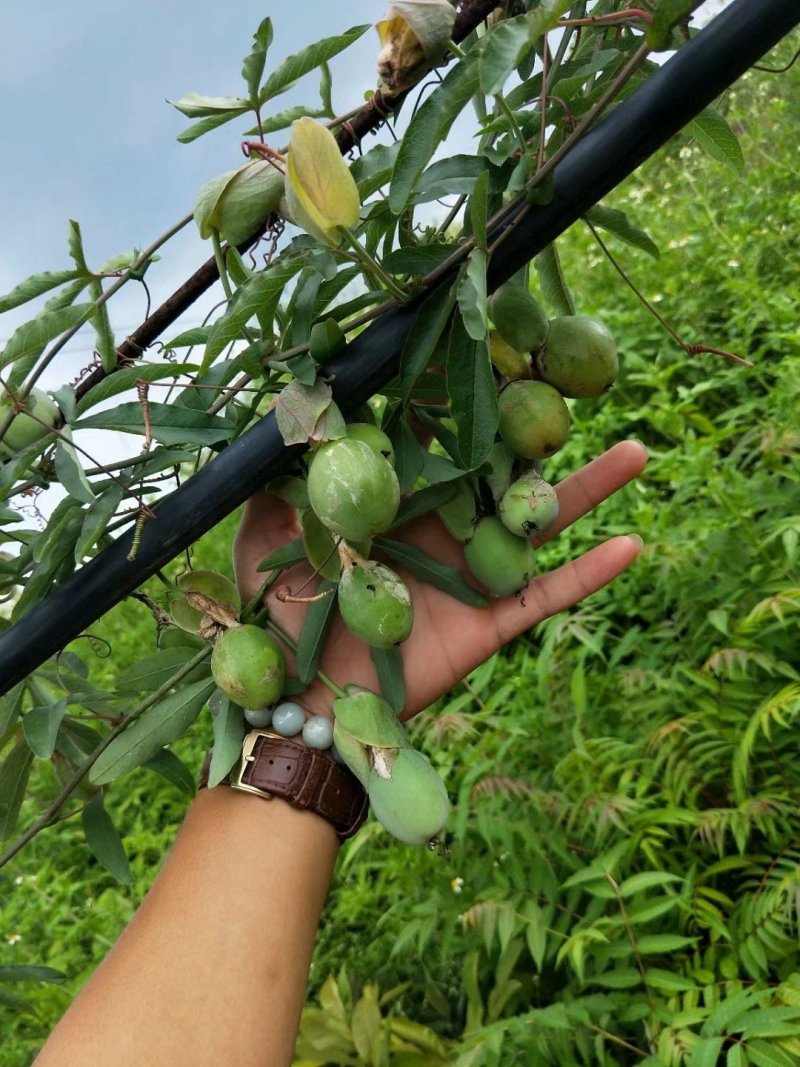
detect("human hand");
top-left (233, 440), bottom-right (647, 720)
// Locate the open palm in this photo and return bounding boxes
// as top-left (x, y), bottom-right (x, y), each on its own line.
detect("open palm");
top-left (233, 440), bottom-right (647, 720)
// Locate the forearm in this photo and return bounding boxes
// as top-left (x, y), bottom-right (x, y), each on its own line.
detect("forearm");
top-left (36, 786), bottom-right (338, 1067)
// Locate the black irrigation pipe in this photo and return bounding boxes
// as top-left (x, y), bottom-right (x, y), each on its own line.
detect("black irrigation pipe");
top-left (1, 0), bottom-right (798, 695)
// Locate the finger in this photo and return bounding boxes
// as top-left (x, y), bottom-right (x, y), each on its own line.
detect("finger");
top-left (493, 534), bottom-right (643, 643)
top-left (533, 440), bottom-right (648, 545)
top-left (233, 490), bottom-right (302, 599)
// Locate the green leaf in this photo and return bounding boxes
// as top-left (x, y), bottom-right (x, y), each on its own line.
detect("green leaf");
top-left (468, 170), bottom-right (489, 253)
top-left (23, 700), bottom-right (67, 759)
top-left (54, 428), bottom-right (96, 505)
top-left (738, 1008), bottom-right (800, 1039)
top-left (647, 0), bottom-right (694, 50)
top-left (589, 968), bottom-right (642, 989)
top-left (170, 91), bottom-right (250, 118)
top-left (256, 538), bottom-right (307, 572)
top-left (389, 54), bottom-right (480, 214)
top-left (203, 259), bottom-right (303, 369)
top-left (392, 481), bottom-right (458, 528)
top-left (480, 2), bottom-right (572, 95)
top-left (74, 364), bottom-right (199, 416)
top-left (0, 683), bottom-right (26, 738)
top-left (375, 538), bottom-right (488, 607)
top-left (0, 965), bottom-right (66, 984)
top-left (447, 313), bottom-right (497, 470)
top-left (534, 243), bottom-right (575, 316)
top-left (585, 205), bottom-right (660, 259)
top-left (688, 107), bottom-right (745, 174)
top-left (117, 648), bottom-right (206, 693)
top-left (89, 678), bottom-right (215, 785)
top-left (258, 25), bottom-right (370, 105)
top-left (399, 283), bottom-right (455, 407)
top-left (726, 1046), bottom-right (747, 1067)
top-left (619, 871), bottom-right (682, 897)
top-left (382, 245), bottom-right (455, 276)
top-left (295, 580), bottom-right (338, 685)
top-left (81, 792), bottom-right (132, 884)
top-left (746, 1041), bottom-right (798, 1067)
top-left (242, 17), bottom-right (273, 102)
top-left (645, 968), bottom-right (697, 992)
top-left (370, 646), bottom-right (406, 714)
top-left (243, 103), bottom-right (327, 137)
top-left (67, 220), bottom-right (89, 273)
top-left (688, 1038), bottom-right (725, 1067)
top-left (0, 270), bottom-right (80, 314)
top-left (177, 108), bottom-right (249, 144)
top-left (75, 402), bottom-right (234, 447)
top-left (142, 748), bottom-right (196, 796)
top-left (457, 248), bottom-right (488, 341)
top-left (0, 304), bottom-right (95, 374)
top-left (386, 415), bottom-right (426, 494)
top-left (636, 934), bottom-right (696, 953)
top-left (0, 740), bottom-right (34, 840)
top-left (89, 280), bottom-right (117, 372)
top-left (74, 485), bottom-right (124, 564)
top-left (208, 697), bottom-right (245, 788)
top-left (412, 154), bottom-right (488, 204)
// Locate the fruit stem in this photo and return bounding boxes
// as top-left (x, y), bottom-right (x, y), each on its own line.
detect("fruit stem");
top-left (265, 619), bottom-right (346, 699)
top-left (338, 229), bottom-right (408, 303)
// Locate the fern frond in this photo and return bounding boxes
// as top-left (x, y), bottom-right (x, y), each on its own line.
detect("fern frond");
top-left (733, 683), bottom-right (800, 800)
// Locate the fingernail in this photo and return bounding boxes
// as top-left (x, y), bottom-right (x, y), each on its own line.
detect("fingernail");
top-left (627, 534), bottom-right (645, 551)
top-left (630, 438), bottom-right (648, 456)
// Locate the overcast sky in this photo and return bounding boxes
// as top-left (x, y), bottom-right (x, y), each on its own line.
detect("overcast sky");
top-left (0, 1), bottom-right (737, 379)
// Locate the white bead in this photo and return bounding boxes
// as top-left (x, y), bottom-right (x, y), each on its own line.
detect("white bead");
top-left (244, 706), bottom-right (273, 728)
top-left (271, 702), bottom-right (306, 737)
top-left (302, 716), bottom-right (334, 750)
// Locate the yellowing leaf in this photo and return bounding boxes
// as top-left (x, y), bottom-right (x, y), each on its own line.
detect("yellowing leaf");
top-left (285, 118), bottom-right (360, 246)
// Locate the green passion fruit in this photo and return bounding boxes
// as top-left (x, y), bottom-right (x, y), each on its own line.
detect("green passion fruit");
top-left (338, 557), bottom-right (413, 649)
top-left (536, 315), bottom-right (618, 398)
top-left (367, 748), bottom-right (450, 845)
top-left (498, 380), bottom-right (570, 461)
top-left (489, 282), bottom-right (549, 353)
top-left (464, 516), bottom-right (536, 597)
top-left (169, 570), bottom-right (242, 634)
top-left (307, 438), bottom-right (400, 542)
top-left (499, 473), bottom-right (560, 537)
top-left (0, 387), bottom-right (59, 458)
top-left (437, 479), bottom-right (477, 543)
top-left (489, 332), bottom-right (532, 381)
top-left (211, 624), bottom-right (286, 709)
top-left (346, 422), bottom-right (395, 465)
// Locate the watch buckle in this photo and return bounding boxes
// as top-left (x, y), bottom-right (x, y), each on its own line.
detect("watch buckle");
top-left (231, 729), bottom-right (276, 798)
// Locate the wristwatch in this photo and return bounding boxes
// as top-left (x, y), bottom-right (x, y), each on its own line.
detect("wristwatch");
top-left (199, 729), bottom-right (369, 841)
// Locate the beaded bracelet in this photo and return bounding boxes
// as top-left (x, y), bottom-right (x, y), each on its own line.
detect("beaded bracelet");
top-left (210, 691), bottom-right (340, 760)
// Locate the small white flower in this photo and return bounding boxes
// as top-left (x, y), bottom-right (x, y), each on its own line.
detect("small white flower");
top-left (6, 933), bottom-right (22, 945)
top-left (451, 877), bottom-right (464, 894)
top-left (14, 876), bottom-right (23, 886)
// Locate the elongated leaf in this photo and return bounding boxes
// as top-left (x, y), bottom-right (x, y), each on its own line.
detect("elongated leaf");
top-left (687, 1038), bottom-right (724, 1067)
top-left (389, 54), bottom-right (480, 214)
top-left (81, 793), bottom-right (132, 884)
top-left (177, 108), bottom-right (249, 144)
top-left (296, 580), bottom-right (338, 685)
top-left (89, 678), bottom-right (215, 785)
top-left (88, 279), bottom-right (117, 372)
top-left (0, 740), bottom-right (34, 840)
top-left (0, 304), bottom-right (95, 373)
top-left (54, 428), bottom-right (95, 505)
top-left (480, 2), bottom-right (572, 95)
top-left (689, 107), bottom-right (745, 174)
top-left (447, 313), bottom-right (497, 470)
top-left (457, 248), bottom-right (488, 340)
top-left (585, 205), bottom-right (660, 260)
top-left (375, 538), bottom-right (488, 607)
top-left (399, 283), bottom-right (455, 407)
top-left (0, 270), bottom-right (80, 314)
top-left (76, 402), bottom-right (234, 446)
top-left (74, 485), bottom-right (124, 564)
top-left (0, 683), bottom-right (26, 738)
top-left (535, 243), bottom-right (575, 316)
top-left (242, 103), bottom-right (327, 137)
top-left (142, 748), bottom-right (196, 796)
top-left (382, 245), bottom-right (455, 276)
top-left (117, 648), bottom-right (204, 693)
top-left (257, 537), bottom-right (307, 572)
top-left (208, 697), bottom-right (245, 788)
top-left (412, 153), bottom-right (487, 204)
top-left (0, 965), bottom-right (66, 984)
top-left (74, 364), bottom-right (199, 416)
top-left (258, 25), bottom-right (370, 105)
top-left (170, 91), bottom-right (250, 118)
top-left (468, 170), bottom-right (489, 253)
top-left (23, 700), bottom-right (67, 759)
top-left (203, 259), bottom-right (303, 369)
top-left (242, 17), bottom-right (273, 102)
top-left (392, 481), bottom-right (457, 528)
top-left (386, 414), bottom-right (425, 494)
top-left (67, 220), bottom-right (89, 272)
top-left (370, 646), bottom-right (406, 714)
top-left (619, 871), bottom-right (682, 897)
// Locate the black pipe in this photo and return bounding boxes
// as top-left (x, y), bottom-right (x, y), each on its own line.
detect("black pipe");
top-left (1, 0), bottom-right (797, 694)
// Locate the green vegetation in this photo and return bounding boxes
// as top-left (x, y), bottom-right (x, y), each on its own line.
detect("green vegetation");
top-left (3, 35), bottom-right (800, 1067)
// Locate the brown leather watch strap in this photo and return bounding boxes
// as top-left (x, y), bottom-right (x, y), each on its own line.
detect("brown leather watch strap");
top-left (199, 730), bottom-right (369, 841)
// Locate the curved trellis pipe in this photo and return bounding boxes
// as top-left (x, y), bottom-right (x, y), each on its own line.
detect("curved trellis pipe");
top-left (1, 0), bottom-right (798, 695)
